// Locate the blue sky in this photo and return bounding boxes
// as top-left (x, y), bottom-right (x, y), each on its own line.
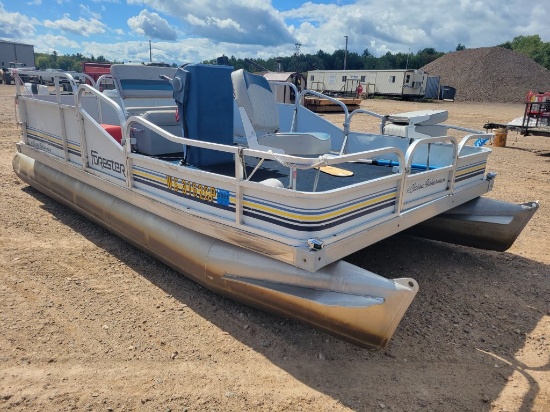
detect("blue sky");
top-left (1, 0), bottom-right (549, 65)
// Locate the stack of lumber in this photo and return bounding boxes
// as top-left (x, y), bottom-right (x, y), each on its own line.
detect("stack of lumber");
top-left (304, 96), bottom-right (361, 113)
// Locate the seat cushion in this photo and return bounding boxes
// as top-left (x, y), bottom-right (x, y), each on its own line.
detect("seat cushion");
top-left (101, 124), bottom-right (122, 144)
top-left (258, 132), bottom-right (331, 155)
top-left (232, 69), bottom-right (279, 136)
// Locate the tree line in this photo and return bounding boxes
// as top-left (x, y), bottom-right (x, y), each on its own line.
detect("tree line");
top-left (34, 52), bottom-right (117, 72)
top-left (34, 35), bottom-right (550, 74)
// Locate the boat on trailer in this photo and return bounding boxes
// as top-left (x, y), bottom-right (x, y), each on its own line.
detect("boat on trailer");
top-left (11, 64), bottom-right (538, 349)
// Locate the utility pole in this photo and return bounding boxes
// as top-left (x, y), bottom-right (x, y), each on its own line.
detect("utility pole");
top-left (343, 35), bottom-right (348, 70)
top-left (149, 40), bottom-right (152, 62)
top-left (294, 43), bottom-right (301, 72)
top-left (406, 48), bottom-right (411, 69)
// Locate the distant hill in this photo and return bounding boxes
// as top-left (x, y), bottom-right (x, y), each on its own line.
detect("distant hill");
top-left (422, 47), bottom-right (550, 103)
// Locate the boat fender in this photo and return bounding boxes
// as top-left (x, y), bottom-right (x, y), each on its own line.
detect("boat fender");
top-left (259, 178), bottom-right (284, 188)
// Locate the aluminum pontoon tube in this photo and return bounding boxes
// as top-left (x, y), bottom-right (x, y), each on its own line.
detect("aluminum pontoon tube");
top-left (405, 197), bottom-right (539, 252)
top-left (13, 152), bottom-right (418, 349)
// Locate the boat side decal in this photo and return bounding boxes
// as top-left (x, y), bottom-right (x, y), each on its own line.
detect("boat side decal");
top-left (90, 150), bottom-right (126, 176)
top-left (67, 139), bottom-right (82, 156)
top-left (132, 165), bottom-right (235, 211)
top-left (455, 160), bottom-right (486, 183)
top-left (26, 126), bottom-right (81, 156)
top-left (133, 164), bottom-right (397, 232)
top-left (242, 188), bottom-right (397, 231)
top-left (26, 127), bottom-right (62, 153)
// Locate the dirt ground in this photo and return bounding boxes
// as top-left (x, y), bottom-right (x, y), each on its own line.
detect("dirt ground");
top-left (0, 85), bottom-right (548, 412)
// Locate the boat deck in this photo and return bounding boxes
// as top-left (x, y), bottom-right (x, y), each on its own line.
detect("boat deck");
top-left (152, 154), bottom-right (396, 192)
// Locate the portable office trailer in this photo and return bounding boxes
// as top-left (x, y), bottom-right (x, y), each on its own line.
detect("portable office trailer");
top-left (307, 69), bottom-right (428, 98)
top-left (0, 40), bottom-right (35, 68)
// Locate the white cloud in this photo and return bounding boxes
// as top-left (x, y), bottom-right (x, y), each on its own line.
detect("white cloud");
top-left (80, 4), bottom-right (101, 20)
top-left (4, 0), bottom-right (550, 66)
top-left (280, 0), bottom-right (550, 56)
top-left (43, 14), bottom-right (107, 37)
top-left (127, 9), bottom-right (177, 41)
top-left (126, 0), bottom-right (295, 46)
top-left (185, 14), bottom-right (244, 33)
top-left (0, 2), bottom-right (39, 40)
top-left (33, 34), bottom-right (81, 53)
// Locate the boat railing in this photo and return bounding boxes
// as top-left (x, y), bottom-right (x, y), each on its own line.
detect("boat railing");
top-left (297, 89), bottom-right (351, 116)
top-left (443, 123), bottom-right (494, 148)
top-left (296, 89), bottom-right (353, 153)
top-left (53, 72), bottom-right (79, 93)
top-left (122, 113), bottom-right (410, 226)
top-left (124, 113), bottom-right (407, 180)
top-left (14, 71), bottom-right (76, 102)
top-left (75, 85), bottom-right (469, 207)
top-left (401, 135), bottom-right (458, 208)
top-left (77, 84), bottom-right (126, 130)
top-left (267, 80), bottom-right (301, 130)
top-left (457, 132), bottom-right (494, 154)
top-left (95, 74), bottom-right (115, 92)
top-left (343, 108), bottom-right (388, 154)
top-left (122, 108), bottom-right (477, 214)
top-left (77, 73), bottom-right (97, 89)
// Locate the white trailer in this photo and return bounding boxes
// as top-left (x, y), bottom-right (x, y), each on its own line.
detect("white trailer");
top-left (307, 69), bottom-right (428, 99)
top-left (263, 71), bottom-right (306, 104)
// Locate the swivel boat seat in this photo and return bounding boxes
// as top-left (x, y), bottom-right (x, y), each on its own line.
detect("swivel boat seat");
top-left (109, 64), bottom-right (182, 155)
top-left (231, 69), bottom-right (331, 156)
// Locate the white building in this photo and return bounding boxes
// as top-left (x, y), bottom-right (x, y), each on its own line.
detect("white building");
top-left (0, 39), bottom-right (35, 69)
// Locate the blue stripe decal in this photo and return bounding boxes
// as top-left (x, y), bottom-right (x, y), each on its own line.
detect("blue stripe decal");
top-left (244, 186), bottom-right (396, 218)
top-left (244, 199), bottom-right (396, 231)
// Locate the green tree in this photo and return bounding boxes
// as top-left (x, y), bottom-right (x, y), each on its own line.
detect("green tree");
top-left (498, 41), bottom-right (513, 50)
top-left (499, 35), bottom-right (550, 69)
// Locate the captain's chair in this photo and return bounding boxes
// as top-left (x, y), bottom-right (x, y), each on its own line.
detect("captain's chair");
top-left (231, 69), bottom-right (331, 155)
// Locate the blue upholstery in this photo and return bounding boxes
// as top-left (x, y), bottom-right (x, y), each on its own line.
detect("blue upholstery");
top-left (173, 64), bottom-right (234, 167)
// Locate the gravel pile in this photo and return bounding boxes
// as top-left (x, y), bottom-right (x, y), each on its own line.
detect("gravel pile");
top-left (422, 47), bottom-right (550, 103)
